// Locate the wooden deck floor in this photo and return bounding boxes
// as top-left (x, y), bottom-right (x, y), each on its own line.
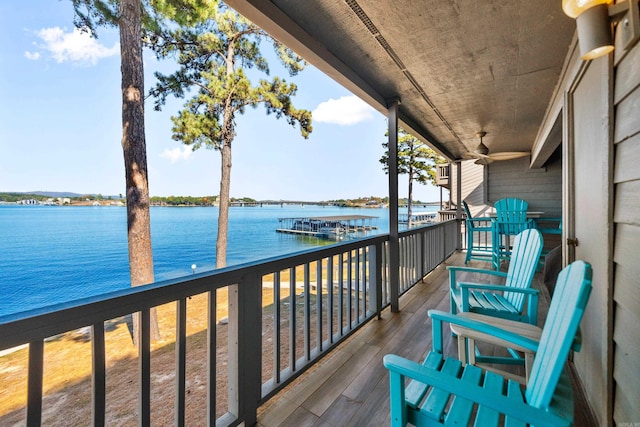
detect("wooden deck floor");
top-left (256, 251), bottom-right (595, 427)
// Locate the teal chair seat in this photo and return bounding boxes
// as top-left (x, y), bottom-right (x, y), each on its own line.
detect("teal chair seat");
top-left (449, 228), bottom-right (543, 325)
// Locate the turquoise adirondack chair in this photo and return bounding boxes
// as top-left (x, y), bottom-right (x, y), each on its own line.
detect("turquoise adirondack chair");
top-left (449, 228), bottom-right (543, 325)
top-left (383, 260), bottom-right (592, 427)
top-left (492, 197), bottom-right (534, 270)
top-left (462, 200), bottom-right (493, 264)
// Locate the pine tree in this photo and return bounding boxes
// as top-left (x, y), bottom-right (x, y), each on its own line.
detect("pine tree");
top-left (149, 1), bottom-right (312, 268)
top-left (72, 0), bottom-right (161, 342)
top-left (380, 129), bottom-right (445, 228)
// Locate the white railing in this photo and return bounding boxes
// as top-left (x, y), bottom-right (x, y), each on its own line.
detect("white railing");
top-left (0, 220), bottom-right (457, 426)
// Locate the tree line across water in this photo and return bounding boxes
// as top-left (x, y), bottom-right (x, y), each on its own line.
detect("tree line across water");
top-left (0, 193), bottom-right (430, 207)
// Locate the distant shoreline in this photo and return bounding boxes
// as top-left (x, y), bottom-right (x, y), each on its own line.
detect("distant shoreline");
top-left (1, 201), bottom-right (443, 208)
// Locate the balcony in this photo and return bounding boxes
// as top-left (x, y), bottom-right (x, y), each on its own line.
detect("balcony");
top-left (257, 250), bottom-right (595, 426)
top-left (435, 164), bottom-right (450, 189)
top-left (0, 221), bottom-right (459, 426)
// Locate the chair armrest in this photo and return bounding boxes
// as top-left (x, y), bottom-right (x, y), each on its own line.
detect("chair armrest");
top-left (534, 217), bottom-right (563, 235)
top-left (429, 310), bottom-right (539, 353)
top-left (457, 283), bottom-right (540, 295)
top-left (447, 266), bottom-right (508, 277)
top-left (466, 218), bottom-right (493, 230)
top-left (469, 216), bottom-right (492, 221)
top-left (447, 267), bottom-right (508, 290)
top-left (536, 217), bottom-right (562, 222)
top-left (383, 353), bottom-right (570, 426)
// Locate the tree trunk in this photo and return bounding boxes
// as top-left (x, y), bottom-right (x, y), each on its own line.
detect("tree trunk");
top-left (119, 0), bottom-right (160, 342)
top-left (216, 43), bottom-right (237, 269)
top-left (216, 138), bottom-right (231, 268)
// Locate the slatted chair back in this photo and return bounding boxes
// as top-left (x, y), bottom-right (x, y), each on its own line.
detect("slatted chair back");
top-left (462, 200), bottom-right (494, 264)
top-left (495, 197), bottom-right (530, 236)
top-left (525, 260), bottom-right (592, 409)
top-left (502, 228), bottom-right (543, 311)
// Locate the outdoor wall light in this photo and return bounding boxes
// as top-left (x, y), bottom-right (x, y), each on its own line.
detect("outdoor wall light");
top-left (562, 0), bottom-right (640, 60)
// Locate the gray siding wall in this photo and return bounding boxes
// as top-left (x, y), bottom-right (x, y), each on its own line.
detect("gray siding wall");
top-left (487, 155), bottom-right (563, 251)
top-left (452, 160), bottom-right (488, 216)
top-left (487, 155), bottom-right (563, 217)
top-left (612, 42), bottom-right (640, 425)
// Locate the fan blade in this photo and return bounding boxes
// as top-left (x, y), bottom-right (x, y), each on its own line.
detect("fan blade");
top-left (487, 151), bottom-right (530, 161)
top-left (474, 158), bottom-right (492, 165)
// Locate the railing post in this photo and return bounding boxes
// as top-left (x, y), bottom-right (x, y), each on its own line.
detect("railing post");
top-left (228, 274), bottom-right (262, 425)
top-left (443, 221), bottom-right (447, 264)
top-left (387, 96), bottom-right (401, 313)
top-left (420, 231), bottom-right (425, 279)
top-left (27, 340), bottom-right (44, 427)
top-left (455, 161), bottom-right (463, 251)
top-left (369, 242), bottom-right (383, 319)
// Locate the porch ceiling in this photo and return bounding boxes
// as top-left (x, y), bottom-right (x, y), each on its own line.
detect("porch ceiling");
top-left (226, 0), bottom-right (575, 161)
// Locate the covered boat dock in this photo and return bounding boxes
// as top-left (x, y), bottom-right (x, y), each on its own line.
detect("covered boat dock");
top-left (276, 215), bottom-right (378, 240)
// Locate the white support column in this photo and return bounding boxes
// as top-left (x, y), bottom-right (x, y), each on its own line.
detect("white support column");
top-left (387, 97), bottom-right (401, 313)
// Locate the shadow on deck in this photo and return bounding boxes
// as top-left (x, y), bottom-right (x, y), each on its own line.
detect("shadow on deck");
top-left (257, 251), bottom-right (595, 427)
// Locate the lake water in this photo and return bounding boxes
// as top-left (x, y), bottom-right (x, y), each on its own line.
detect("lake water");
top-left (0, 204), bottom-right (435, 317)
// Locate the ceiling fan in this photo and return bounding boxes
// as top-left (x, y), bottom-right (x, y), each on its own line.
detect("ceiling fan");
top-left (468, 131), bottom-right (530, 165)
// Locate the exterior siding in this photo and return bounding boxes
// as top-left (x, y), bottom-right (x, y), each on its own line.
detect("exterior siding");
top-left (487, 155), bottom-right (563, 251)
top-left (612, 41), bottom-right (640, 425)
top-left (451, 160), bottom-right (488, 216)
top-left (487, 155), bottom-right (562, 216)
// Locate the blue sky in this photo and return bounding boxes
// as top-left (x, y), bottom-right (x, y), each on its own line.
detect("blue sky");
top-left (0, 1), bottom-right (444, 202)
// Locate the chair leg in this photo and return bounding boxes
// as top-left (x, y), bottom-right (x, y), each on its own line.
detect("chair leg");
top-left (525, 352), bottom-right (534, 383)
top-left (467, 338), bottom-right (476, 366)
top-left (458, 336), bottom-right (469, 365)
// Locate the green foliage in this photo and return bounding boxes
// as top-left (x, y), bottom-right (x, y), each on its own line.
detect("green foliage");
top-left (380, 129), bottom-right (446, 186)
top-left (150, 195), bottom-right (217, 205)
top-left (147, 1), bottom-right (313, 150)
top-left (70, 0), bottom-right (208, 38)
top-left (71, 0), bottom-right (120, 35)
top-left (0, 193), bottom-right (47, 203)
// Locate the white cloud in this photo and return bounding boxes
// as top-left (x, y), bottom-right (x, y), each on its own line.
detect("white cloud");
top-left (312, 95), bottom-right (376, 125)
top-left (24, 51), bottom-right (40, 60)
top-left (33, 27), bottom-right (119, 66)
top-left (160, 146), bottom-right (194, 163)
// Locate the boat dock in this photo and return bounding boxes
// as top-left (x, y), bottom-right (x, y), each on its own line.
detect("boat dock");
top-left (398, 211), bottom-right (438, 225)
top-left (276, 215), bottom-right (378, 240)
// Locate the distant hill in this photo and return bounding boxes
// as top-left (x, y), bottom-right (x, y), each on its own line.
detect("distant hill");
top-left (25, 191), bottom-right (87, 198)
top-left (2, 191), bottom-right (121, 199)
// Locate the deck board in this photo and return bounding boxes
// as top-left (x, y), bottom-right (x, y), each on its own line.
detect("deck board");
top-left (257, 252), bottom-right (558, 427)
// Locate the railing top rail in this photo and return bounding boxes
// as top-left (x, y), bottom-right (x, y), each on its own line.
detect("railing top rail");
top-left (398, 218), bottom-right (456, 238)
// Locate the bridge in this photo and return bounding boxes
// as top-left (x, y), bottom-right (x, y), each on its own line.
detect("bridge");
top-left (229, 200), bottom-right (441, 208)
top-left (229, 200), bottom-right (338, 207)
